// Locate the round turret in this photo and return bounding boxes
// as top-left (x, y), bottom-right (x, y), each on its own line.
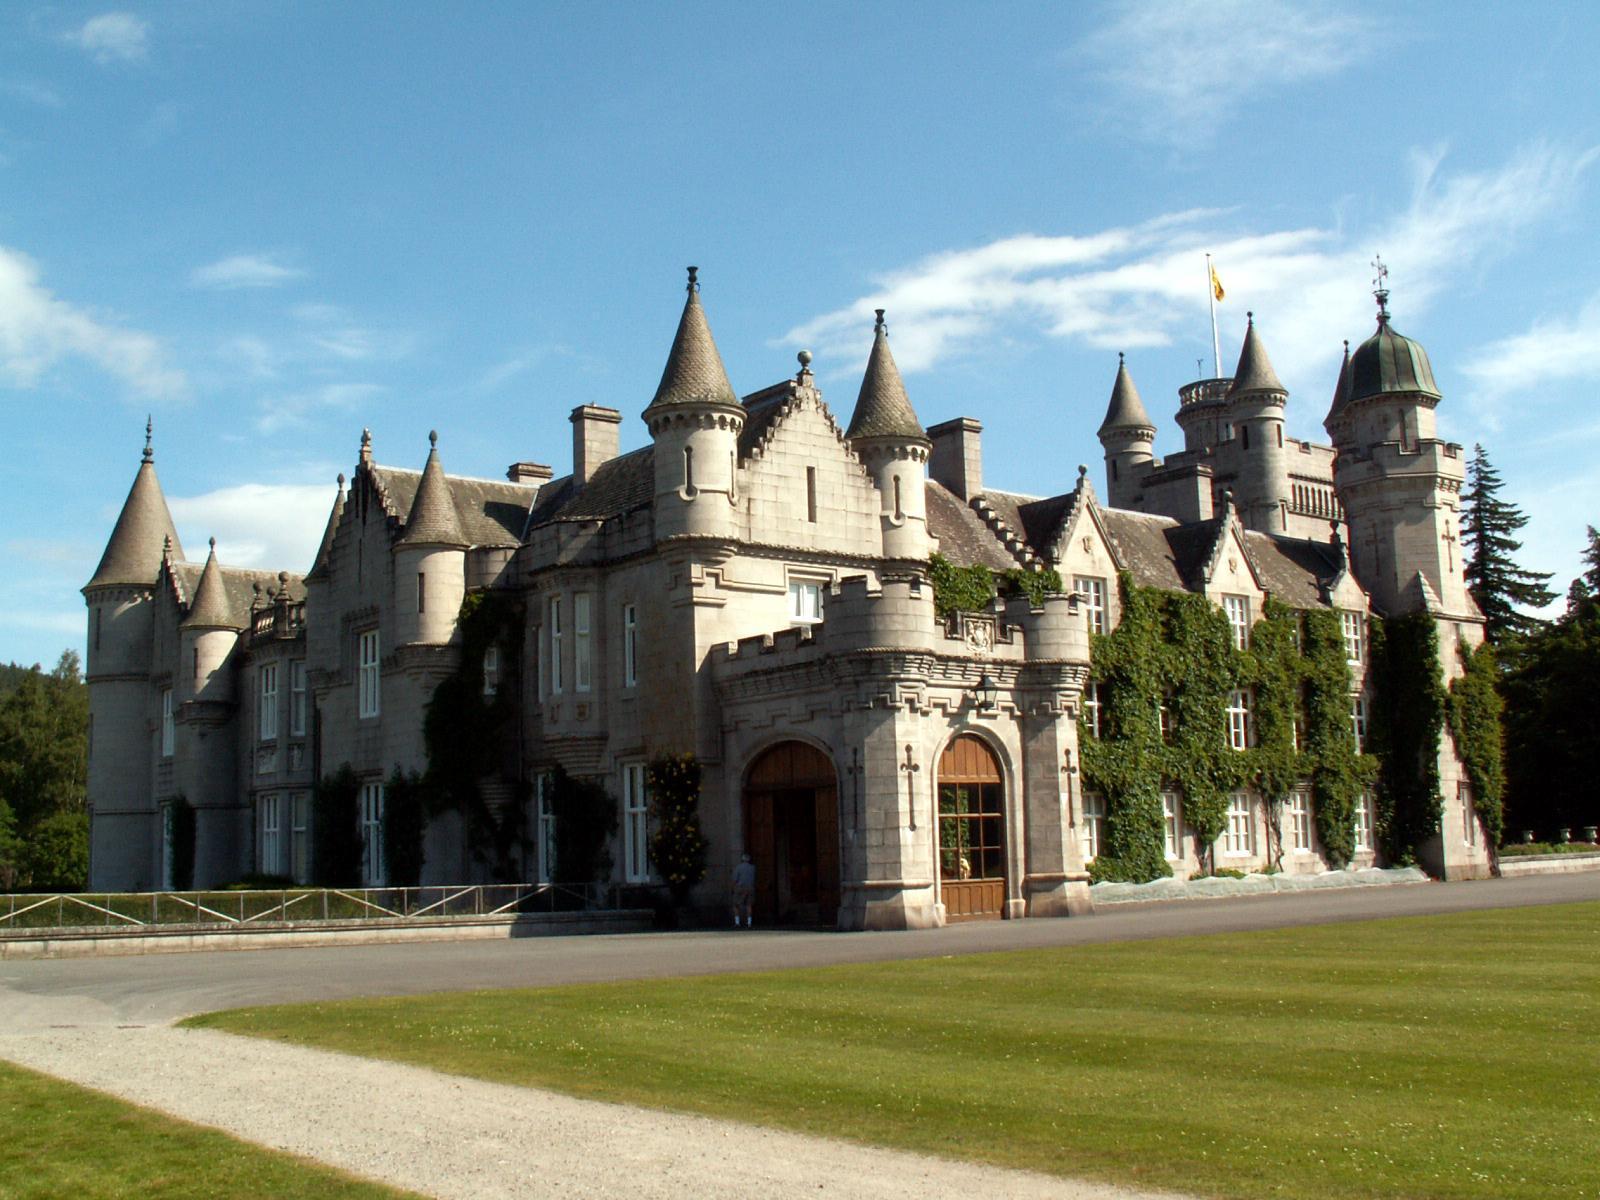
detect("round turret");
top-left (1097, 353), bottom-right (1155, 507)
top-left (1224, 313), bottom-right (1292, 533)
top-left (845, 311), bottom-right (931, 563)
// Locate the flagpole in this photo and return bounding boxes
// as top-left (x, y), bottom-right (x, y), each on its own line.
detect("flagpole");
top-left (1206, 253), bottom-right (1221, 378)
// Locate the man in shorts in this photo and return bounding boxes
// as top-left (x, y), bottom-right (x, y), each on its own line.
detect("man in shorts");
top-left (731, 853), bottom-right (756, 928)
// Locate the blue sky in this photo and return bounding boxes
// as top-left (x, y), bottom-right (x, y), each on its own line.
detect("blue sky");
top-left (3, 1), bottom-right (1597, 667)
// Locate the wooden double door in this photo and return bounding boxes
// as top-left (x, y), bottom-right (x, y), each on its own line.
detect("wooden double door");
top-left (743, 742), bottom-right (840, 927)
top-left (938, 734), bottom-right (1008, 921)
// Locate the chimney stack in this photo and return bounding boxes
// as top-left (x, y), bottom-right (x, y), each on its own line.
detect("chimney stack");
top-left (507, 462), bottom-right (553, 485)
top-left (927, 417), bottom-right (983, 501)
top-left (571, 405), bottom-right (622, 488)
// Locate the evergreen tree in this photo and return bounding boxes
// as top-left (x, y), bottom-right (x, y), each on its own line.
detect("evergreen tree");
top-left (1461, 445), bottom-right (1556, 642)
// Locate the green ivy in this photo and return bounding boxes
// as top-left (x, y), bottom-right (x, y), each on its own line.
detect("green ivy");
top-left (646, 753), bottom-right (708, 904)
top-left (1449, 638), bottom-right (1505, 855)
top-left (312, 764), bottom-right (362, 887)
top-left (383, 766), bottom-right (431, 888)
top-left (1370, 613), bottom-right (1446, 864)
top-left (1080, 575), bottom-right (1375, 882)
top-left (928, 553), bottom-right (1064, 618)
top-left (546, 764), bottom-right (617, 884)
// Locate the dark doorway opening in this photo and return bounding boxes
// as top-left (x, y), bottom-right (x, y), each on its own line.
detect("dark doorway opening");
top-left (743, 742), bottom-right (839, 926)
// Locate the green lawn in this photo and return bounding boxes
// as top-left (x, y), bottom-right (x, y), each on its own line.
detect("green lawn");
top-left (0, 1060), bottom-right (421, 1200)
top-left (189, 901), bottom-right (1600, 1199)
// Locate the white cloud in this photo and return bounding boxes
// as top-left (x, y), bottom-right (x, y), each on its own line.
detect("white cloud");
top-left (254, 381), bottom-right (386, 435)
top-left (190, 254), bottom-right (306, 291)
top-left (0, 244), bottom-right (185, 399)
top-left (288, 302), bottom-right (411, 362)
top-left (65, 12), bottom-right (149, 64)
top-left (784, 143), bottom-right (1596, 412)
top-left (170, 482), bottom-right (340, 573)
top-left (1075, 0), bottom-right (1370, 143)
top-left (1461, 293), bottom-right (1600, 405)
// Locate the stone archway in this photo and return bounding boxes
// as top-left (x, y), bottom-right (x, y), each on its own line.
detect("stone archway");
top-left (937, 733), bottom-right (1007, 921)
top-left (743, 741), bottom-right (840, 926)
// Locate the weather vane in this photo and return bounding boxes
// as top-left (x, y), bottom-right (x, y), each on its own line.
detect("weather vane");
top-left (1371, 255), bottom-right (1390, 319)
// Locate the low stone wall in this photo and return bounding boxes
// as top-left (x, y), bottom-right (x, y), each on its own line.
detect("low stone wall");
top-left (0, 909), bottom-right (653, 961)
top-left (1091, 866), bottom-right (1430, 905)
top-left (1497, 852), bottom-right (1600, 878)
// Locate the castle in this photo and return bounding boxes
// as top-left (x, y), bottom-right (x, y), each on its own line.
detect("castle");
top-left (82, 268), bottom-right (1492, 928)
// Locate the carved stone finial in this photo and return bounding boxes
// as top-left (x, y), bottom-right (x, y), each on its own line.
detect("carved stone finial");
top-left (278, 570), bottom-right (289, 586)
top-left (429, 429), bottom-right (438, 449)
top-left (687, 265), bottom-right (699, 292)
top-left (874, 309), bottom-right (887, 333)
top-left (1078, 464), bottom-right (1088, 479)
top-left (337, 472), bottom-right (346, 490)
top-left (208, 536), bottom-right (216, 552)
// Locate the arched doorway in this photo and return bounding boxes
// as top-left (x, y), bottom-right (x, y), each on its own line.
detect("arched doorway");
top-left (743, 742), bottom-right (839, 926)
top-left (937, 734), bottom-right (1007, 921)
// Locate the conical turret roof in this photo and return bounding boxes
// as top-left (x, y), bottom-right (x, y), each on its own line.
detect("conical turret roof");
top-left (85, 421), bottom-right (184, 591)
top-left (397, 433), bottom-right (467, 548)
top-left (1324, 341), bottom-right (1353, 427)
top-left (645, 267), bottom-right (740, 415)
top-left (181, 539), bottom-right (243, 630)
top-left (306, 474), bottom-right (347, 580)
top-left (846, 311), bottom-right (928, 442)
top-left (1227, 313), bottom-right (1286, 397)
top-left (1097, 353), bottom-right (1155, 437)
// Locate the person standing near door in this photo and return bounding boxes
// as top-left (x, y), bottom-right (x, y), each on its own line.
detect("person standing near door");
top-left (731, 853), bottom-right (756, 928)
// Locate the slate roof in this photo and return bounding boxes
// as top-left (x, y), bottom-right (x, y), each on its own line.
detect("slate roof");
top-left (846, 314), bottom-right (928, 442)
top-left (1099, 509), bottom-right (1188, 591)
top-left (396, 437), bottom-right (468, 549)
top-left (172, 557), bottom-right (306, 630)
top-left (305, 478), bottom-right (346, 581)
top-left (925, 481), bottom-right (1020, 570)
top-left (976, 490), bottom-right (1075, 562)
top-left (1243, 533), bottom-right (1341, 607)
top-left (524, 446), bottom-right (655, 528)
top-left (1325, 341), bottom-right (1354, 426)
top-left (1227, 315), bottom-right (1287, 396)
top-left (86, 458), bottom-right (184, 590)
top-left (369, 465), bottom-right (534, 547)
top-left (645, 271), bottom-right (740, 414)
top-left (1098, 355), bottom-right (1155, 435)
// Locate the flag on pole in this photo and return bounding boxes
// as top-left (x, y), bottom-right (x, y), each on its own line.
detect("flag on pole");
top-left (1210, 262), bottom-right (1225, 302)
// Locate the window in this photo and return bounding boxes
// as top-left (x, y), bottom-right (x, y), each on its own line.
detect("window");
top-left (1461, 782), bottom-right (1478, 848)
top-left (289, 661), bottom-right (307, 737)
top-left (1159, 693), bottom-right (1176, 744)
top-left (1225, 793), bottom-right (1255, 856)
top-left (1350, 693), bottom-right (1368, 754)
top-left (575, 593), bottom-right (592, 692)
top-left (1241, 423), bottom-right (1251, 451)
top-left (1082, 682), bottom-right (1102, 739)
top-left (536, 774), bottom-right (557, 884)
top-left (357, 630), bottom-right (381, 718)
top-left (1227, 688), bottom-right (1254, 750)
top-left (1073, 576), bottom-right (1107, 635)
top-left (1162, 790), bottom-right (1183, 860)
top-left (290, 793), bottom-right (309, 883)
top-left (260, 793), bottom-right (281, 875)
top-left (160, 689), bottom-right (174, 757)
top-left (359, 781), bottom-right (385, 886)
top-left (548, 597), bottom-right (563, 694)
top-left (622, 763), bottom-right (649, 883)
top-left (482, 645), bottom-right (499, 698)
top-left (1342, 610), bottom-right (1365, 664)
top-left (622, 604), bottom-right (638, 687)
top-left (806, 466), bottom-right (818, 523)
top-left (417, 570), bottom-right (426, 614)
top-left (789, 579), bottom-right (823, 625)
top-left (1223, 594), bottom-right (1251, 650)
top-left (162, 803), bottom-right (175, 890)
top-left (1083, 792), bottom-right (1107, 862)
top-left (258, 664), bottom-right (278, 741)
top-left (1288, 790), bottom-right (1313, 854)
top-left (1354, 791), bottom-right (1376, 853)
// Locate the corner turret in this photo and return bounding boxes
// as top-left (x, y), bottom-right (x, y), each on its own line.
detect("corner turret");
top-left (395, 431), bottom-right (467, 645)
top-left (845, 311), bottom-right (931, 563)
top-left (1225, 314), bottom-right (1292, 533)
top-left (1097, 353), bottom-right (1156, 508)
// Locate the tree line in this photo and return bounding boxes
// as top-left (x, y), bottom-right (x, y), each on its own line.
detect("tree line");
top-left (0, 651), bottom-right (89, 890)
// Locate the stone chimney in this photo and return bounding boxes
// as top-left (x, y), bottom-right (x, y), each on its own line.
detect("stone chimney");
top-left (507, 462), bottom-right (553, 485)
top-left (927, 417), bottom-right (983, 500)
top-left (571, 405), bottom-right (622, 488)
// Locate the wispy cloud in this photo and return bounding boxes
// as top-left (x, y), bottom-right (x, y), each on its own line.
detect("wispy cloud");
top-left (254, 381), bottom-right (386, 435)
top-left (65, 12), bottom-right (149, 64)
top-left (170, 482), bottom-right (340, 573)
top-left (2, 80), bottom-right (63, 107)
top-left (0, 244), bottom-right (185, 399)
top-left (1461, 291), bottom-right (1600, 408)
top-left (1074, 0), bottom-right (1371, 144)
top-left (289, 302), bottom-right (411, 362)
top-left (190, 253), bottom-right (306, 291)
top-left (784, 143), bottom-right (1596, 413)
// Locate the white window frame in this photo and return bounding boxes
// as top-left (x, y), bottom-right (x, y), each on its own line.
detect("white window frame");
top-left (1461, 782), bottom-right (1478, 848)
top-left (536, 774), bottom-right (557, 885)
top-left (1083, 792), bottom-right (1107, 862)
top-left (1288, 789), bottom-right (1313, 854)
top-left (258, 663), bottom-right (278, 742)
top-left (1351, 693), bottom-right (1368, 755)
top-left (1342, 610), bottom-right (1366, 664)
top-left (574, 592), bottom-right (592, 692)
top-left (359, 780), bottom-right (385, 886)
top-left (260, 793), bottom-right (281, 876)
top-left (1354, 791), bottom-right (1376, 853)
top-left (1073, 576), bottom-right (1107, 635)
top-left (483, 644), bottom-right (500, 698)
top-left (1223, 594), bottom-right (1251, 651)
top-left (548, 597), bottom-right (564, 695)
top-left (1082, 682), bottom-right (1102, 739)
top-left (1224, 792), bottom-right (1255, 857)
top-left (289, 660), bottom-right (307, 737)
top-left (160, 688), bottom-right (174, 757)
top-left (622, 603), bottom-right (638, 688)
top-left (788, 577), bottom-right (824, 626)
top-left (1227, 688), bottom-right (1253, 751)
top-left (622, 763), bottom-right (649, 883)
top-left (357, 630), bottom-right (381, 719)
top-left (1162, 790), bottom-right (1183, 860)
top-left (290, 792), bottom-right (309, 883)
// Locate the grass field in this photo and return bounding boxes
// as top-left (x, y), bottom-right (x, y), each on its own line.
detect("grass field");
top-left (190, 901), bottom-right (1600, 1199)
top-left (0, 1059), bottom-right (420, 1200)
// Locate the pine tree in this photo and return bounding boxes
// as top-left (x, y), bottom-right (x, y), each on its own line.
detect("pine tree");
top-left (1461, 445), bottom-right (1556, 642)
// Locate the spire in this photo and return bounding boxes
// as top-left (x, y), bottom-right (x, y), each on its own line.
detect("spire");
top-left (306, 473), bottom-right (347, 580)
top-left (645, 267), bottom-right (740, 415)
top-left (181, 539), bottom-right (242, 630)
top-left (1097, 352), bottom-right (1155, 437)
top-left (1325, 340), bottom-right (1353, 427)
top-left (1227, 312), bottom-right (1286, 397)
top-left (397, 431), bottom-right (467, 548)
top-left (845, 310), bottom-right (928, 442)
top-left (85, 423), bottom-right (185, 591)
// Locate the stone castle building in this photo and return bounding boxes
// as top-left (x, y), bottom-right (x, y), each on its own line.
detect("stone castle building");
top-left (82, 269), bottom-right (1492, 927)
